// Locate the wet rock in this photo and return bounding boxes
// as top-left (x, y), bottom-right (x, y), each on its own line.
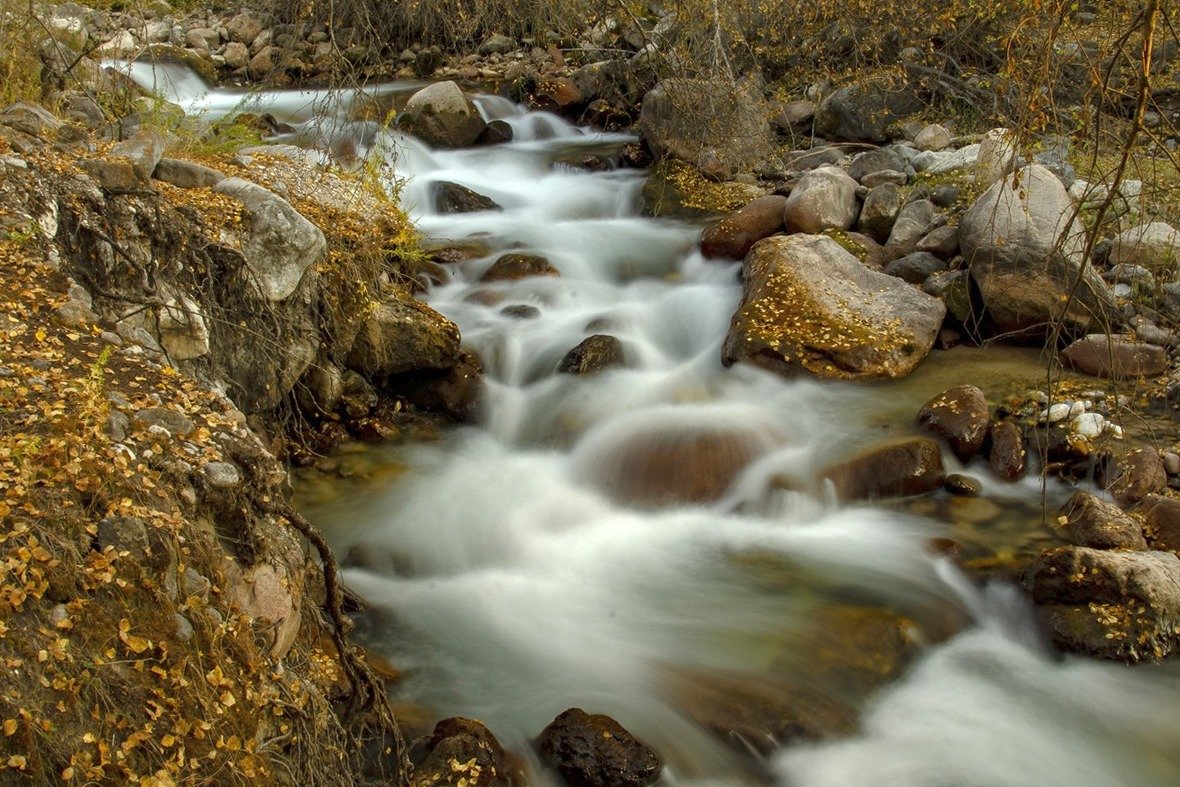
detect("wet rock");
top-left (577, 423), bottom-right (774, 507)
top-left (1136, 494), bottom-right (1180, 551)
top-left (433, 181), bottom-right (502, 213)
top-left (345, 291), bottom-right (461, 376)
top-left (813, 77), bottom-right (923, 143)
top-left (822, 437), bottom-right (945, 501)
top-left (213, 178), bottom-right (325, 302)
top-left (1060, 335), bottom-right (1168, 378)
top-left (558, 335), bottom-right (625, 374)
top-left (885, 251), bottom-right (945, 284)
top-left (916, 384), bottom-right (990, 462)
top-left (110, 128), bottom-right (165, 182)
top-left (944, 473), bottom-right (982, 496)
top-left (392, 351), bottom-right (484, 421)
top-left (531, 76), bottom-right (584, 112)
top-left (399, 81), bottom-right (486, 148)
top-left (700, 195), bottom-right (787, 260)
top-left (782, 167), bottom-right (860, 234)
top-left (476, 120), bottom-right (514, 146)
top-left (1024, 546), bottom-right (1180, 662)
top-left (639, 78), bottom-right (771, 172)
top-left (1058, 491), bottom-right (1148, 550)
top-left (408, 717), bottom-right (510, 787)
top-left (1104, 447), bottom-right (1167, 506)
top-left (1109, 221), bottom-right (1180, 273)
top-left (722, 235), bottom-right (945, 380)
top-left (501, 304), bottom-right (541, 319)
top-left (960, 164), bottom-right (1117, 338)
top-left (95, 516), bottom-right (149, 557)
top-left (153, 157), bottom-right (224, 188)
top-left (537, 708), bottom-right (661, 787)
top-left (857, 182), bottom-right (902, 243)
top-left (481, 253), bottom-right (559, 282)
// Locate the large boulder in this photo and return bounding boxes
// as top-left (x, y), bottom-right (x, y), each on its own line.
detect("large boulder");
top-left (821, 437), bottom-right (945, 501)
top-left (960, 164), bottom-right (1117, 338)
top-left (1024, 546), bottom-right (1180, 662)
top-left (345, 290), bottom-right (461, 376)
top-left (700, 196), bottom-right (787, 260)
top-left (1109, 221), bottom-right (1180, 274)
top-left (213, 178), bottom-right (325, 302)
top-left (537, 709), bottom-right (661, 787)
top-left (813, 78), bottom-right (923, 143)
top-left (916, 385), bottom-right (990, 462)
top-left (722, 235), bottom-right (945, 380)
top-left (1060, 335), bottom-right (1168, 378)
top-left (399, 81), bottom-right (487, 149)
top-left (1058, 491), bottom-right (1148, 550)
top-left (1104, 447), bottom-right (1167, 506)
top-left (639, 79), bottom-right (772, 173)
top-left (782, 167), bottom-right (860, 234)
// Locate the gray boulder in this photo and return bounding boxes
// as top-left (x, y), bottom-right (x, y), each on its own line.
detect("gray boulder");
top-left (782, 167), bottom-right (859, 234)
top-left (1109, 221), bottom-right (1180, 274)
top-left (885, 199), bottom-right (935, 257)
top-left (848, 147), bottom-right (908, 183)
top-left (639, 78), bottom-right (772, 173)
top-left (213, 178), bottom-right (326, 302)
top-left (813, 78), bottom-right (923, 143)
top-left (960, 164), bottom-right (1117, 338)
top-left (722, 234), bottom-right (945, 380)
top-left (858, 182), bottom-right (903, 243)
top-left (399, 81), bottom-right (486, 149)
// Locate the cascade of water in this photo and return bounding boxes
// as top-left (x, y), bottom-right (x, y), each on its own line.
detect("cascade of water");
top-left (128, 61), bottom-right (1180, 786)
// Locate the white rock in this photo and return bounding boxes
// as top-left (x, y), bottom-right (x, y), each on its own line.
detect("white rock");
top-left (1040, 402), bottom-right (1072, 423)
top-left (915, 143), bottom-right (979, 174)
top-left (914, 123), bottom-right (952, 152)
top-left (1106, 423), bottom-right (1124, 438)
top-left (975, 128), bottom-right (1017, 186)
top-left (1072, 412), bottom-right (1105, 439)
top-left (1069, 400), bottom-right (1086, 418)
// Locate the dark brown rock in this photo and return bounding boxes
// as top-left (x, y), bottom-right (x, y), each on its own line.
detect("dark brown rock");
top-left (916, 385), bottom-right (990, 462)
top-left (1104, 447), bottom-right (1167, 506)
top-left (944, 474), bottom-right (982, 496)
top-left (537, 708), bottom-right (661, 787)
top-left (408, 717), bottom-right (510, 787)
top-left (822, 437), bottom-right (945, 502)
top-left (1023, 546), bottom-right (1180, 661)
top-left (558, 334), bottom-right (624, 374)
top-left (1058, 491), bottom-right (1148, 550)
top-left (433, 181), bottom-right (502, 213)
top-left (987, 421), bottom-right (1027, 481)
top-left (480, 253), bottom-right (559, 282)
top-left (700, 196), bottom-right (788, 260)
top-left (1061, 335), bottom-right (1168, 378)
top-left (1136, 494), bottom-right (1180, 552)
top-left (392, 351), bottom-right (484, 421)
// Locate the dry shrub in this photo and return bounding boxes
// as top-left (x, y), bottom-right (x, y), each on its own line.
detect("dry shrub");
top-left (0, 0), bottom-right (43, 105)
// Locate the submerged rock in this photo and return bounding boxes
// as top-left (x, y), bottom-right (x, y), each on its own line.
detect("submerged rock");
top-left (822, 437), bottom-right (946, 501)
top-left (433, 181), bottom-right (502, 213)
top-left (722, 234), bottom-right (945, 380)
top-left (558, 334), bottom-right (625, 374)
top-left (537, 708), bottom-right (661, 787)
top-left (480, 253), bottom-right (559, 282)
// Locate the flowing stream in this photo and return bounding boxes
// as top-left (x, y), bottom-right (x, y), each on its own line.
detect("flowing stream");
top-left (124, 63), bottom-right (1180, 787)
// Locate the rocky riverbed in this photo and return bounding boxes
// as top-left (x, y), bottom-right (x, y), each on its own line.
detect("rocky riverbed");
top-left (3, 1), bottom-right (1180, 785)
